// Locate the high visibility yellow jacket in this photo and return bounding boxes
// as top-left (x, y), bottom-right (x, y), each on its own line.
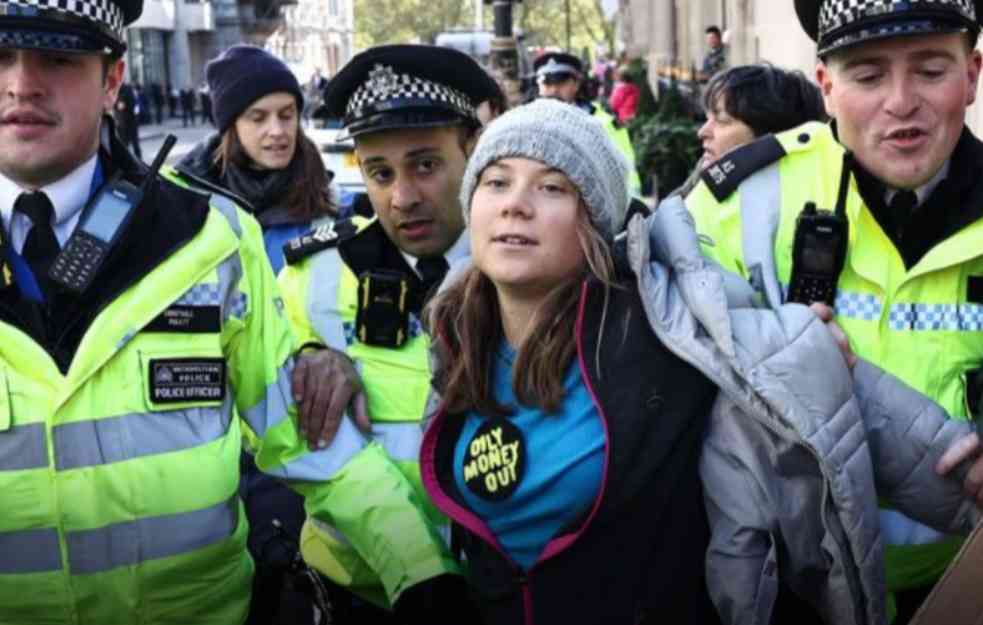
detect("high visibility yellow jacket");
top-left (591, 105), bottom-right (643, 195)
top-left (687, 121), bottom-right (980, 594)
top-left (277, 216), bottom-right (462, 608)
top-left (0, 162), bottom-right (453, 624)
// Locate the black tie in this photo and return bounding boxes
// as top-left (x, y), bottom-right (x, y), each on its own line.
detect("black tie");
top-left (888, 189), bottom-right (918, 240)
top-left (15, 191), bottom-right (59, 291)
top-left (416, 255), bottom-right (449, 300)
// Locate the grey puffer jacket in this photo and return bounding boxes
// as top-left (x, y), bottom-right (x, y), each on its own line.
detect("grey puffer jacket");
top-left (627, 197), bottom-right (980, 625)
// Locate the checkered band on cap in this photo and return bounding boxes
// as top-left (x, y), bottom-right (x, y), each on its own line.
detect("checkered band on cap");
top-left (0, 0), bottom-right (125, 42)
top-left (819, 0), bottom-right (976, 38)
top-left (345, 63), bottom-right (477, 124)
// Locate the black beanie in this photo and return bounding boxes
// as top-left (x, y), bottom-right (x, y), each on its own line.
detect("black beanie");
top-left (206, 45), bottom-right (304, 133)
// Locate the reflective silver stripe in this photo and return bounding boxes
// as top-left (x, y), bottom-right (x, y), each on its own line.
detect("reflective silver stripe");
top-left (265, 416), bottom-right (367, 482)
top-left (209, 193), bottom-right (243, 238)
top-left (241, 361), bottom-right (294, 437)
top-left (0, 422), bottom-right (47, 471)
top-left (0, 527), bottom-right (61, 573)
top-left (373, 422), bottom-right (423, 463)
top-left (739, 161), bottom-right (785, 309)
top-left (308, 249), bottom-right (348, 351)
top-left (67, 497), bottom-right (238, 574)
top-left (54, 399), bottom-right (233, 471)
top-left (216, 249), bottom-right (247, 320)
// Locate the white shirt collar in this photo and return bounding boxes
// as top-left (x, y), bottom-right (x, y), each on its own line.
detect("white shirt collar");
top-left (0, 154), bottom-right (99, 251)
top-left (401, 229), bottom-right (470, 278)
top-left (884, 160), bottom-right (950, 208)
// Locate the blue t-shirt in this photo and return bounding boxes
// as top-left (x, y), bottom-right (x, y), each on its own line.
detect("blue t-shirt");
top-left (453, 342), bottom-right (604, 571)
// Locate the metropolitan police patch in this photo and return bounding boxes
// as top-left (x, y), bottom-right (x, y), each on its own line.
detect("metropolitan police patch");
top-left (148, 358), bottom-right (226, 404)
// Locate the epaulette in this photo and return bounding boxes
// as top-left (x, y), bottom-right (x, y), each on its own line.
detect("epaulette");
top-left (700, 134), bottom-right (787, 202)
top-left (283, 219), bottom-right (359, 265)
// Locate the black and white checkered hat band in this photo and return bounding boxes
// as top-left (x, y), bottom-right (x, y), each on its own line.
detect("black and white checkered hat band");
top-left (820, 0), bottom-right (976, 38)
top-left (345, 64), bottom-right (477, 122)
top-left (0, 0), bottom-right (125, 42)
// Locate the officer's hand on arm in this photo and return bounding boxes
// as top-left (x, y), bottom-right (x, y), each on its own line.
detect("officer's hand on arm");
top-left (809, 302), bottom-right (857, 369)
top-left (936, 433), bottom-right (983, 508)
top-left (292, 346), bottom-right (372, 450)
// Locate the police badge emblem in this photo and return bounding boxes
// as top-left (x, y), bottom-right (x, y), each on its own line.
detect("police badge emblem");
top-left (366, 64), bottom-right (400, 99)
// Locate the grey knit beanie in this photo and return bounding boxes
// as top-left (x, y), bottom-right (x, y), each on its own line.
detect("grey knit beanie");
top-left (460, 98), bottom-right (630, 241)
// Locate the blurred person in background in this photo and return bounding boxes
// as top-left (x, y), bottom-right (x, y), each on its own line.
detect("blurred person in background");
top-left (535, 51), bottom-right (642, 194)
top-left (608, 64), bottom-right (641, 124)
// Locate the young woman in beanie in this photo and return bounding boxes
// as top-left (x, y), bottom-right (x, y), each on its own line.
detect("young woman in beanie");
top-left (171, 45), bottom-right (340, 625)
top-left (174, 44), bottom-right (340, 273)
top-left (419, 98), bottom-right (983, 624)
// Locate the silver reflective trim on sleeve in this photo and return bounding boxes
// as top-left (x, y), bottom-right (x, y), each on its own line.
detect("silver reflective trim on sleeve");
top-left (307, 250), bottom-right (348, 351)
top-left (54, 399), bottom-right (234, 471)
top-left (373, 422), bottom-right (423, 464)
top-left (241, 361), bottom-right (294, 437)
top-left (67, 497), bottom-right (239, 574)
top-left (264, 416), bottom-right (367, 482)
top-left (739, 162), bottom-right (785, 309)
top-left (209, 193), bottom-right (243, 238)
top-left (0, 527), bottom-right (62, 573)
top-left (215, 247), bottom-right (247, 321)
top-left (0, 422), bottom-right (47, 471)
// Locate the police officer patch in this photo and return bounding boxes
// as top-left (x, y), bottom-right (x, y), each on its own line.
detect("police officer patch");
top-left (461, 418), bottom-right (526, 502)
top-left (149, 358), bottom-right (226, 404)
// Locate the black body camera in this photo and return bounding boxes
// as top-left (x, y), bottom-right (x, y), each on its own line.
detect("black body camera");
top-left (355, 270), bottom-right (409, 348)
top-left (50, 135), bottom-right (176, 293)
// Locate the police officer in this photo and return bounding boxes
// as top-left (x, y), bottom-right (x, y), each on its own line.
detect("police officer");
top-left (278, 44), bottom-right (497, 620)
top-left (686, 0), bottom-right (983, 621)
top-left (0, 2), bottom-right (455, 623)
top-left (534, 51), bottom-right (642, 194)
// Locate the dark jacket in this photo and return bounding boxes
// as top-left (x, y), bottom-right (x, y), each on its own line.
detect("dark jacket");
top-left (174, 134), bottom-right (338, 273)
top-left (420, 278), bottom-right (722, 625)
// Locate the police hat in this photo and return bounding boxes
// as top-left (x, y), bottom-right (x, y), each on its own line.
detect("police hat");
top-left (321, 44), bottom-right (500, 140)
top-left (533, 51), bottom-right (583, 80)
top-left (796, 0), bottom-right (982, 57)
top-left (0, 0), bottom-right (141, 55)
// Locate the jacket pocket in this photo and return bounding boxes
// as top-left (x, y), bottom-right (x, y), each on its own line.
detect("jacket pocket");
top-left (754, 536), bottom-right (780, 625)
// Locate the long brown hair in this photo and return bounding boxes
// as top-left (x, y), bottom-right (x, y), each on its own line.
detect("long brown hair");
top-left (212, 122), bottom-right (336, 220)
top-left (426, 202), bottom-right (616, 417)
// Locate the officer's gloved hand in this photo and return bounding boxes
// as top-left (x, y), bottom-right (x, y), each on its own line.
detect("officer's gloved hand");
top-left (392, 573), bottom-right (480, 625)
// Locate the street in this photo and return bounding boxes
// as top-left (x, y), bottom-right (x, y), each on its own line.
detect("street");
top-left (138, 117), bottom-right (215, 167)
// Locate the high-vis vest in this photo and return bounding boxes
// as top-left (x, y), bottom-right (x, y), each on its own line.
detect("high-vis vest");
top-left (687, 122), bottom-right (977, 592)
top-left (592, 106), bottom-right (643, 195)
top-left (0, 173), bottom-right (454, 624)
top-left (277, 216), bottom-right (458, 608)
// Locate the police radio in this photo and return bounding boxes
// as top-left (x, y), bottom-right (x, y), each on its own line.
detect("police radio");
top-left (50, 135), bottom-right (176, 293)
top-left (787, 152), bottom-right (852, 306)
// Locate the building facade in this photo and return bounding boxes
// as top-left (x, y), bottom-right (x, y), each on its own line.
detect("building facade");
top-left (125, 0), bottom-right (300, 94)
top-left (264, 0), bottom-right (355, 83)
top-left (620, 0), bottom-right (983, 131)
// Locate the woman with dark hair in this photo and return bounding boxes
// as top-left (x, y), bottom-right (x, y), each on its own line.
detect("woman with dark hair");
top-left (175, 45), bottom-right (340, 273)
top-left (419, 98), bottom-right (981, 625)
top-left (700, 63), bottom-right (826, 164)
top-left (171, 45), bottom-right (341, 624)
top-left (673, 63), bottom-right (827, 198)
